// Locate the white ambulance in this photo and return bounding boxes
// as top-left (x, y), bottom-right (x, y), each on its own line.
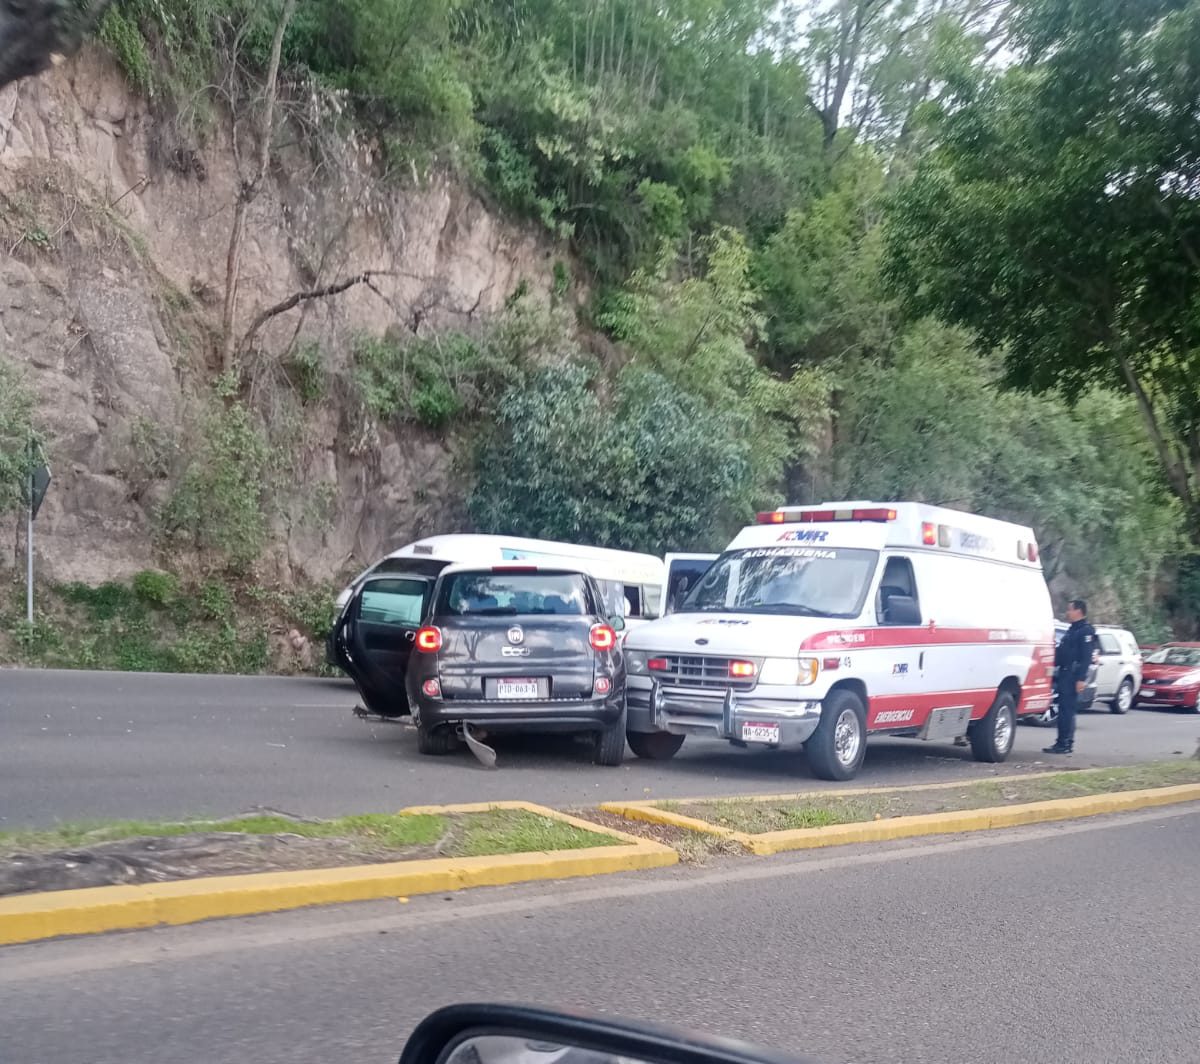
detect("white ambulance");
top-left (623, 502), bottom-right (1055, 780)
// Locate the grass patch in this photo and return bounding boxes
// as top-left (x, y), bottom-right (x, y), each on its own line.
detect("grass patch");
top-left (1, 812), bottom-right (446, 855)
top-left (0, 572), bottom-right (337, 677)
top-left (455, 809), bottom-right (621, 857)
top-left (2, 808), bottom-right (619, 861)
top-left (669, 761), bottom-right (1200, 835)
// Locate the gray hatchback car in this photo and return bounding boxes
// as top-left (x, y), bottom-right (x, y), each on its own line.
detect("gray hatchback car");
top-left (405, 564), bottom-right (628, 765)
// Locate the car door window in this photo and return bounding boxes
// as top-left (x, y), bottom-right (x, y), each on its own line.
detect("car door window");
top-left (359, 579), bottom-right (428, 626)
top-left (1097, 632), bottom-right (1120, 656)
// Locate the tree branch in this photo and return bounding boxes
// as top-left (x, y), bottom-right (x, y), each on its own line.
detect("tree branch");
top-left (1115, 347), bottom-right (1193, 505)
top-left (220, 0), bottom-right (296, 374)
top-left (239, 270), bottom-right (394, 354)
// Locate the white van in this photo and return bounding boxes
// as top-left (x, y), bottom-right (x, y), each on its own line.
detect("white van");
top-left (623, 502), bottom-right (1055, 780)
top-left (327, 534), bottom-right (714, 716)
top-left (331, 535), bottom-right (712, 629)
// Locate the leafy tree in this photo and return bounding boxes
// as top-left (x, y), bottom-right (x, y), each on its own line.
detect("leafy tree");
top-left (755, 153), bottom-right (897, 368)
top-left (597, 228), bottom-right (830, 497)
top-left (469, 364), bottom-right (758, 553)
top-left (828, 326), bottom-right (1184, 630)
top-left (885, 0), bottom-right (1200, 530)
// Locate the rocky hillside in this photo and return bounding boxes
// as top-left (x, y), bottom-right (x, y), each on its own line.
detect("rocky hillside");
top-left (0, 47), bottom-right (558, 589)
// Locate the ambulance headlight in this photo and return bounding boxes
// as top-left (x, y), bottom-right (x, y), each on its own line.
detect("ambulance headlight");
top-left (796, 657), bottom-right (820, 685)
top-left (625, 651), bottom-right (648, 675)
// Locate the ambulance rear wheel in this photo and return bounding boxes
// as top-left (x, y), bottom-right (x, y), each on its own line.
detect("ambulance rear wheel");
top-left (970, 691), bottom-right (1017, 763)
top-left (627, 731), bottom-right (685, 760)
top-left (807, 689), bottom-right (867, 781)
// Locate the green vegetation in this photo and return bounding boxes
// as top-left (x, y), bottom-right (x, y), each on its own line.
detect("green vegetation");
top-left (671, 761), bottom-right (1200, 834)
top-left (1, 807), bottom-right (620, 870)
top-left (455, 809), bottom-right (621, 857)
top-left (1, 811), bottom-right (447, 854)
top-left (0, 356), bottom-right (40, 518)
top-left (16, 0), bottom-right (1190, 646)
top-left (158, 400), bottom-right (274, 573)
top-left (0, 570), bottom-right (335, 676)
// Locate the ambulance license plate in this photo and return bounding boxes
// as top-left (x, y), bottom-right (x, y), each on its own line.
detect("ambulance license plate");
top-left (741, 722), bottom-right (780, 744)
top-left (497, 678), bottom-right (540, 700)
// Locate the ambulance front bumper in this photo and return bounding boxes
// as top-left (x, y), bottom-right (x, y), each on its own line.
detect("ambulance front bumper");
top-left (626, 678), bottom-right (822, 746)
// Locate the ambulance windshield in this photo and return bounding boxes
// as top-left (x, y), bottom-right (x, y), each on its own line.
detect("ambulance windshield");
top-left (683, 546), bottom-right (878, 618)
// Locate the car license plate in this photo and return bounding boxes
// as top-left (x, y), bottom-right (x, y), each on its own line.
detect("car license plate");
top-left (741, 722), bottom-right (780, 744)
top-left (497, 678), bottom-right (540, 700)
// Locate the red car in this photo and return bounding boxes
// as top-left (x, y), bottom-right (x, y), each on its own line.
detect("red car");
top-left (1136, 643), bottom-right (1200, 712)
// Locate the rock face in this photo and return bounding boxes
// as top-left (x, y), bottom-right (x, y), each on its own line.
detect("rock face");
top-left (0, 48), bottom-right (558, 586)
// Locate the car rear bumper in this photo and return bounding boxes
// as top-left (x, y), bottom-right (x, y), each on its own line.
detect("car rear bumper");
top-left (413, 694), bottom-right (624, 732)
top-left (626, 679), bottom-right (821, 746)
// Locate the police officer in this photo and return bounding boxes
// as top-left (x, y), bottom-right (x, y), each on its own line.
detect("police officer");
top-left (1044, 598), bottom-right (1097, 755)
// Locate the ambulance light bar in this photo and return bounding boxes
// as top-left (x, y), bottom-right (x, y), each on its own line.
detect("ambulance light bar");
top-left (755, 507), bottom-right (898, 525)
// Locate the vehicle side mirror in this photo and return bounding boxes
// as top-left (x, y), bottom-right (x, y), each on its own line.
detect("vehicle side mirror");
top-left (884, 595), bottom-right (921, 626)
top-left (610, 616), bottom-right (626, 633)
top-left (399, 1003), bottom-right (819, 1064)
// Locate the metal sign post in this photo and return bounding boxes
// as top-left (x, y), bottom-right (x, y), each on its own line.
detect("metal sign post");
top-left (26, 468), bottom-right (32, 623)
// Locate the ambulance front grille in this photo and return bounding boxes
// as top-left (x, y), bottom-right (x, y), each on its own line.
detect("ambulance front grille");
top-left (651, 654), bottom-right (758, 692)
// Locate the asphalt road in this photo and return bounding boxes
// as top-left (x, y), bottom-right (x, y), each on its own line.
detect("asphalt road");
top-left (3, 805), bottom-right (1198, 1064)
top-left (2, 668), bottom-right (1199, 828)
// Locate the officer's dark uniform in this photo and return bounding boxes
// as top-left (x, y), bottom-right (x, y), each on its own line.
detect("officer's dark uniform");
top-left (1053, 618), bottom-right (1097, 751)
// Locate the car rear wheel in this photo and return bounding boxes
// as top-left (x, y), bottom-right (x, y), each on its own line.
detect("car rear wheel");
top-left (627, 731), bottom-right (685, 760)
top-left (1111, 677), bottom-right (1134, 714)
top-left (969, 691), bottom-right (1017, 763)
top-left (806, 689), bottom-right (867, 781)
top-left (592, 708), bottom-right (627, 767)
top-left (416, 722), bottom-right (458, 756)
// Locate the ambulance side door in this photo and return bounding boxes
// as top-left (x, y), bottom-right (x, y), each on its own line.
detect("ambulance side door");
top-left (867, 553), bottom-right (926, 730)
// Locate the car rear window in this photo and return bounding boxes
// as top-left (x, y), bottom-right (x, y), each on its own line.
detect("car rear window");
top-left (437, 571), bottom-right (592, 617)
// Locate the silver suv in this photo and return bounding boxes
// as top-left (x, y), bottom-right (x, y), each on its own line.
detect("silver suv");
top-left (1092, 625), bottom-right (1143, 713)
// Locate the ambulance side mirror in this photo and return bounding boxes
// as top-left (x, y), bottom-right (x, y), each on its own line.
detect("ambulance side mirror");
top-left (883, 595), bottom-right (921, 626)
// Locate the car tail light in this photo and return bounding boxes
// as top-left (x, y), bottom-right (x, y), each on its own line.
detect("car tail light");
top-left (594, 676), bottom-right (612, 696)
top-left (421, 678), bottom-right (442, 699)
top-left (729, 660), bottom-right (757, 679)
top-left (415, 626), bottom-right (442, 653)
top-left (648, 657), bottom-right (669, 672)
top-left (590, 624), bottom-right (616, 651)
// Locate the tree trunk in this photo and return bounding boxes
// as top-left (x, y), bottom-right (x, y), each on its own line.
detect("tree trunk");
top-left (220, 0), bottom-right (296, 375)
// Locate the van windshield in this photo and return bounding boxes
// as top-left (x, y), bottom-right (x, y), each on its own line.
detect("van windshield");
top-left (683, 547), bottom-right (879, 618)
top-left (437, 571), bottom-right (593, 617)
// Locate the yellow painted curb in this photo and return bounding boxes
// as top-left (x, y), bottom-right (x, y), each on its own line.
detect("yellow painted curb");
top-left (605, 783), bottom-right (1200, 856)
top-left (606, 768), bottom-right (1082, 811)
top-left (0, 803), bottom-right (675, 947)
top-left (598, 802), bottom-right (750, 844)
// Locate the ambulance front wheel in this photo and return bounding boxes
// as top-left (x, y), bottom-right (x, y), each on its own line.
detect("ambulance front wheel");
top-left (969, 690), bottom-right (1017, 763)
top-left (627, 731), bottom-right (686, 760)
top-left (806, 689), bottom-right (867, 781)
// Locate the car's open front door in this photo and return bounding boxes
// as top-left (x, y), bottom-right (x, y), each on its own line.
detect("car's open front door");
top-left (335, 574), bottom-right (433, 718)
